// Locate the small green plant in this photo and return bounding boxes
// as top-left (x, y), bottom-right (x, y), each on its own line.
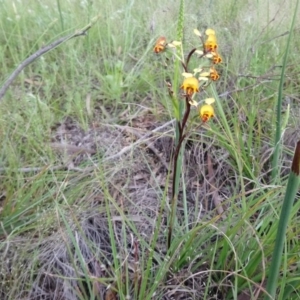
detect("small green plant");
top-left (153, 27), bottom-right (222, 249)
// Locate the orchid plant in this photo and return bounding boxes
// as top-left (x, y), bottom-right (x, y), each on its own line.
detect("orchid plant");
top-left (154, 28), bottom-right (222, 248)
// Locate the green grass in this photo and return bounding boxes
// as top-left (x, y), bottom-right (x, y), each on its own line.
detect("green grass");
top-left (1, 0), bottom-right (300, 299)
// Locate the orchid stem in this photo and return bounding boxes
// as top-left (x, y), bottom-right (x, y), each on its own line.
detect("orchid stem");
top-left (168, 96), bottom-right (191, 249)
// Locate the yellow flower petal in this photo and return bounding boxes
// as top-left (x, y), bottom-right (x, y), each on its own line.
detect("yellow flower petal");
top-left (189, 99), bottom-right (198, 106)
top-left (199, 72), bottom-right (210, 77)
top-left (204, 98), bottom-right (215, 105)
top-left (198, 77), bottom-right (209, 81)
top-left (180, 77), bottom-right (199, 96)
top-left (205, 53), bottom-right (214, 58)
top-left (205, 28), bottom-right (216, 35)
top-left (167, 43), bottom-right (176, 48)
top-left (171, 40), bottom-right (182, 46)
top-left (200, 104), bottom-right (214, 122)
top-left (193, 67), bottom-right (202, 73)
top-left (195, 50), bottom-right (204, 55)
top-left (182, 72), bottom-right (193, 78)
top-left (193, 28), bottom-right (202, 37)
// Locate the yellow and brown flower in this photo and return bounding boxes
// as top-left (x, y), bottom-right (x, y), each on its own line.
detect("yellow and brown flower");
top-left (180, 77), bottom-right (199, 96)
top-left (211, 52), bottom-right (222, 64)
top-left (209, 67), bottom-right (220, 81)
top-left (204, 29), bottom-right (218, 52)
top-left (200, 104), bottom-right (214, 122)
top-left (154, 36), bottom-right (167, 53)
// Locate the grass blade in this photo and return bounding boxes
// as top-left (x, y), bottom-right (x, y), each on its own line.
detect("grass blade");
top-left (265, 141), bottom-right (300, 299)
top-left (271, 0), bottom-right (299, 181)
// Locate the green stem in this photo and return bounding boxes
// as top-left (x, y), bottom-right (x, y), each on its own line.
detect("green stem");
top-left (56, 0), bottom-right (64, 31)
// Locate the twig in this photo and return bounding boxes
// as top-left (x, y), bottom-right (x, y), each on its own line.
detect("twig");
top-left (103, 120), bottom-right (175, 162)
top-left (218, 80), bottom-right (272, 99)
top-left (0, 164), bottom-right (97, 173)
top-left (0, 166), bottom-right (63, 173)
top-left (0, 14), bottom-right (101, 101)
top-left (50, 142), bottom-right (96, 155)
